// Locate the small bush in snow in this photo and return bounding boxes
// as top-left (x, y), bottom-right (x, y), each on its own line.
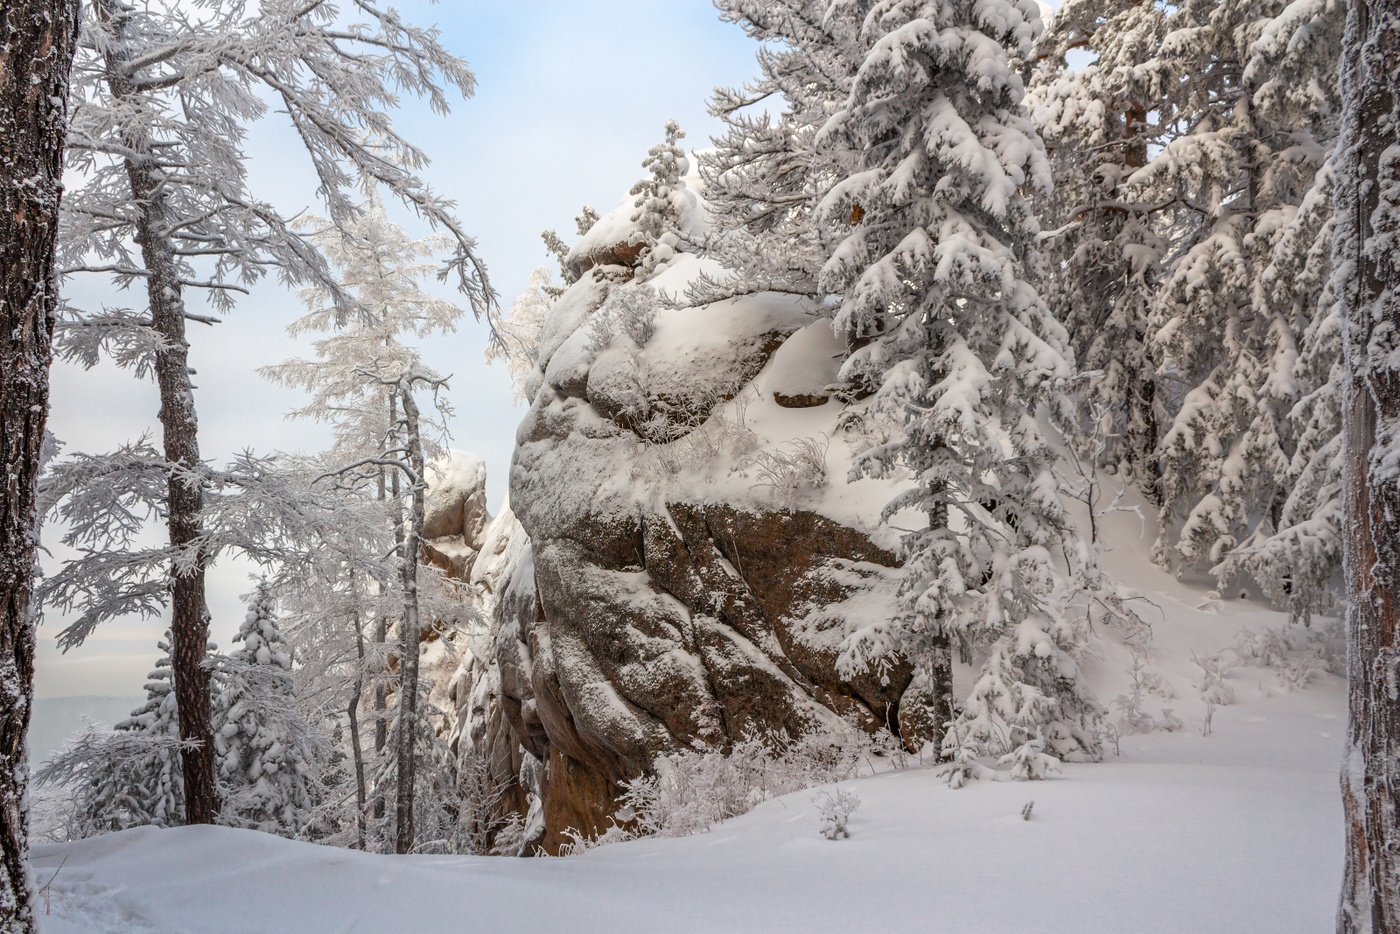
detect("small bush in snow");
top-left (1191, 651), bottom-right (1237, 706)
top-left (937, 741), bottom-right (998, 790)
top-left (1114, 648), bottom-right (1176, 735)
top-left (565, 724), bottom-right (884, 850)
top-left (738, 435), bottom-right (829, 507)
top-left (588, 282), bottom-right (659, 354)
top-left (813, 788), bottom-right (860, 840)
top-left (998, 738), bottom-right (1061, 782)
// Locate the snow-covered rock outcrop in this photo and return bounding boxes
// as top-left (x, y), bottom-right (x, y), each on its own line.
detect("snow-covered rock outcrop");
top-left (455, 171), bottom-right (932, 853)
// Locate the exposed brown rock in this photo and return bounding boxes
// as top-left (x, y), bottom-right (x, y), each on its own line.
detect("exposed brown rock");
top-left (773, 391), bottom-right (830, 409)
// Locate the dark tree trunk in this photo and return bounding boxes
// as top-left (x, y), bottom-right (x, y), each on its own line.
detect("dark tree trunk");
top-left (393, 385), bottom-right (426, 855)
top-left (372, 398), bottom-right (396, 827)
top-left (925, 493), bottom-right (955, 755)
top-left (1335, 1), bottom-right (1400, 930)
top-left (0, 1), bottom-right (80, 928)
top-left (348, 607), bottom-right (368, 851)
top-left (95, 0), bottom-right (220, 825)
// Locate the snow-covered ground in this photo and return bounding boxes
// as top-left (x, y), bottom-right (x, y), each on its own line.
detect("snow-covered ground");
top-left (32, 702), bottom-right (1343, 933)
top-left (32, 674), bottom-right (1344, 932)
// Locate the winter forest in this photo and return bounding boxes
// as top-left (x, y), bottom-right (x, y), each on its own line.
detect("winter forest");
top-left (1, 0), bottom-right (1398, 931)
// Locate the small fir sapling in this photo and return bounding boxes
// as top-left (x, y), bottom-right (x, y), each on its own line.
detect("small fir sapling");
top-left (541, 206), bottom-right (598, 296)
top-left (938, 740), bottom-right (1000, 790)
top-left (630, 120), bottom-right (690, 279)
top-left (1114, 647), bottom-right (1174, 735)
top-left (999, 738), bottom-right (1061, 781)
top-left (1191, 651), bottom-right (1237, 707)
top-left (37, 634), bottom-right (194, 835)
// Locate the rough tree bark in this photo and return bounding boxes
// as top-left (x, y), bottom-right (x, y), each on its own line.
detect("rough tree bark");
top-left (0, 1), bottom-right (80, 928)
top-left (393, 383), bottom-right (427, 855)
top-left (94, 0), bottom-right (220, 825)
top-left (1335, 1), bottom-right (1400, 930)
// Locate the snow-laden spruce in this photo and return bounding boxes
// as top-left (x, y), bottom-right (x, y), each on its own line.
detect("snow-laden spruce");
top-left (213, 583), bottom-right (323, 837)
top-left (813, 0), bottom-right (1104, 767)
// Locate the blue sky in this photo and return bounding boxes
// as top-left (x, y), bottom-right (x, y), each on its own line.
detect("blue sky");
top-left (38, 1), bottom-right (762, 698)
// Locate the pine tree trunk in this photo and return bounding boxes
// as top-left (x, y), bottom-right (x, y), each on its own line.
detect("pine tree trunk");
top-left (1335, 1), bottom-right (1400, 930)
top-left (925, 493), bottom-right (955, 755)
top-left (393, 385), bottom-right (427, 855)
top-left (95, 0), bottom-right (220, 826)
top-left (0, 2), bottom-right (79, 927)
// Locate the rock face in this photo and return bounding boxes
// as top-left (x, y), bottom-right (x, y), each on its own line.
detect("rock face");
top-left (454, 175), bottom-right (925, 854)
top-left (421, 451), bottom-right (491, 579)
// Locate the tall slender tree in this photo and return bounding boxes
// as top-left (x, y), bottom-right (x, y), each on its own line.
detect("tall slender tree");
top-left (45, 0), bottom-right (494, 825)
top-left (264, 201), bottom-right (464, 854)
top-left (1334, 0), bottom-right (1400, 928)
top-left (0, 2), bottom-right (80, 927)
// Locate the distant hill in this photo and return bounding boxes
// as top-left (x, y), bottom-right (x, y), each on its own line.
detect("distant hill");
top-left (28, 696), bottom-right (143, 766)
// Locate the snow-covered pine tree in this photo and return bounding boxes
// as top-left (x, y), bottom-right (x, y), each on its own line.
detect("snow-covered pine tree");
top-left (0, 0), bottom-right (79, 924)
top-left (630, 120), bottom-right (691, 280)
top-left (213, 582), bottom-right (321, 837)
top-left (691, 0), bottom-right (861, 304)
top-left (41, 634), bottom-right (189, 835)
top-left (1333, 0), bottom-right (1400, 927)
top-left (820, 0), bottom-right (1102, 768)
top-left (1028, 0), bottom-right (1171, 491)
top-left (47, 0), bottom-right (494, 825)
